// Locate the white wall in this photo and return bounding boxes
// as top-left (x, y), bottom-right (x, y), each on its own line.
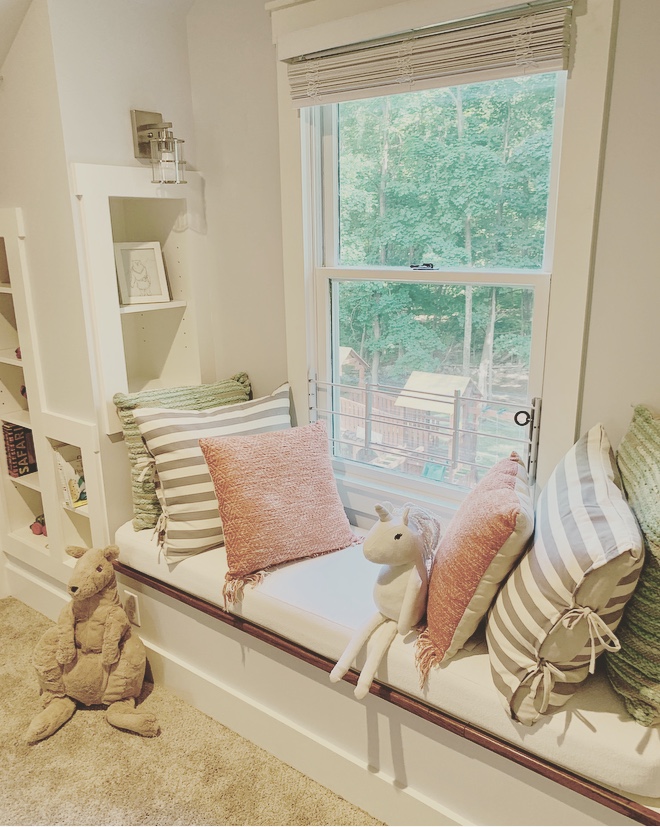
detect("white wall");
top-left (46, 0), bottom-right (197, 169)
top-left (186, 0), bottom-right (288, 398)
top-left (47, 0), bottom-right (289, 400)
top-left (580, 0), bottom-right (660, 446)
top-left (0, 0), bottom-right (95, 419)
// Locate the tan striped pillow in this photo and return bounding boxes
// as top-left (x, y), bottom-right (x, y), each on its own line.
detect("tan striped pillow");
top-left (134, 384), bottom-right (291, 560)
top-left (486, 424), bottom-right (644, 726)
top-left (114, 373), bottom-right (251, 531)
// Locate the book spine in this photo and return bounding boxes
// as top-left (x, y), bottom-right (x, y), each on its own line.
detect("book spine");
top-left (12, 427), bottom-right (38, 476)
top-left (3, 422), bottom-right (25, 477)
top-left (55, 452), bottom-right (75, 508)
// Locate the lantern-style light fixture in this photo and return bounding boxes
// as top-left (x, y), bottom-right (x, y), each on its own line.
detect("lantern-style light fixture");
top-left (130, 109), bottom-right (187, 184)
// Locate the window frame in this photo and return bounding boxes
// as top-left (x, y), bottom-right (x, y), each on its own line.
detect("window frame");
top-left (271, 0), bottom-right (617, 518)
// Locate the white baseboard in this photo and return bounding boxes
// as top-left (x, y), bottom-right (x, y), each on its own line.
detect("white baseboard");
top-left (3, 556), bottom-right (68, 620)
top-left (144, 639), bottom-right (461, 827)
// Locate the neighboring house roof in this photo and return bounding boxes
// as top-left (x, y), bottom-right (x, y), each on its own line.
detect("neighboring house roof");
top-left (339, 346), bottom-right (370, 372)
top-left (395, 371), bottom-right (481, 415)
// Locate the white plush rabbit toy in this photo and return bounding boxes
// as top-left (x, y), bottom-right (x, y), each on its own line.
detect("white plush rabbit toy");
top-left (330, 502), bottom-right (441, 699)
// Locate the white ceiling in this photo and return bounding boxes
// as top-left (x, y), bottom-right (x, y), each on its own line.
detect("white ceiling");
top-left (0, 0), bottom-right (31, 70)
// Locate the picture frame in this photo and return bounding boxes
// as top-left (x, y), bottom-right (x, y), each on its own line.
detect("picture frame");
top-left (113, 241), bottom-right (171, 305)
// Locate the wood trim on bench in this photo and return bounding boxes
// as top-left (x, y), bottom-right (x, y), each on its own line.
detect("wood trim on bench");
top-left (114, 560), bottom-right (660, 826)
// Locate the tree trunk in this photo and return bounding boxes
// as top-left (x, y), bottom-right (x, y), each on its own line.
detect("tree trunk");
top-left (478, 288), bottom-right (497, 397)
top-left (378, 97), bottom-right (391, 265)
top-left (371, 314), bottom-right (381, 387)
top-left (463, 285), bottom-right (473, 376)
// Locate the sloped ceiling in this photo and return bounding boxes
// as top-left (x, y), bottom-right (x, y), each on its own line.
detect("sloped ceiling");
top-left (0, 0), bottom-right (31, 70)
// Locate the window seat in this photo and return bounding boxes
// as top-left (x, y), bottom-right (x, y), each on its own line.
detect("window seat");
top-left (114, 521), bottom-right (660, 825)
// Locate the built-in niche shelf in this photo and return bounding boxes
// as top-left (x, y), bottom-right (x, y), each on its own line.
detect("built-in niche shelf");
top-left (119, 299), bottom-right (187, 315)
top-left (0, 348), bottom-right (23, 366)
top-left (11, 469), bottom-right (40, 492)
top-left (71, 163), bottom-right (205, 435)
top-left (2, 409), bottom-right (31, 428)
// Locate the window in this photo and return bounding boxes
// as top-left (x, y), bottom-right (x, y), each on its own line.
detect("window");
top-left (273, 0), bottom-right (614, 499)
top-left (310, 72), bottom-right (564, 495)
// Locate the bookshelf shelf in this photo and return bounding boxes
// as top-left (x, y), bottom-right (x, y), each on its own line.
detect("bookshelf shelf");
top-left (0, 347), bottom-right (22, 366)
top-left (0, 285), bottom-right (13, 294)
top-left (8, 525), bottom-right (49, 554)
top-left (11, 470), bottom-right (40, 492)
top-left (63, 502), bottom-right (89, 518)
top-left (119, 299), bottom-right (187, 315)
top-left (2, 409), bottom-right (30, 428)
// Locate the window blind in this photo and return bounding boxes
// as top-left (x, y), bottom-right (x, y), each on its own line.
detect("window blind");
top-left (286, 0), bottom-right (573, 107)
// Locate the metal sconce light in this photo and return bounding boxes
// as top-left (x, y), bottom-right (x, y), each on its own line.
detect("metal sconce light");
top-left (131, 109), bottom-right (187, 184)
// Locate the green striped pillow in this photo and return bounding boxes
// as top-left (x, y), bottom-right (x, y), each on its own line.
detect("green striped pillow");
top-left (606, 406), bottom-right (660, 725)
top-left (134, 384), bottom-right (291, 560)
top-left (114, 373), bottom-right (251, 531)
top-left (486, 424), bottom-right (644, 726)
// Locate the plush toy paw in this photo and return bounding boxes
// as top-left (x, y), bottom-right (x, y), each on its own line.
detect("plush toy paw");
top-left (26, 696), bottom-right (76, 744)
top-left (106, 700), bottom-right (160, 737)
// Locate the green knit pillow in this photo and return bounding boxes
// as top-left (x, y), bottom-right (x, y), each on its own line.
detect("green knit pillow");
top-left (606, 405), bottom-right (660, 725)
top-left (114, 373), bottom-right (251, 531)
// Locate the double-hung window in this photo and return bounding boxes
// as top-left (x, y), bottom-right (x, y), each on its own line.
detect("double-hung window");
top-left (291, 2), bottom-right (572, 506)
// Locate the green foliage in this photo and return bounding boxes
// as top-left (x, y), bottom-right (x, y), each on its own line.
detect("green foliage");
top-left (332, 73), bottom-right (557, 401)
top-left (336, 281), bottom-right (533, 397)
top-left (337, 73), bottom-right (557, 269)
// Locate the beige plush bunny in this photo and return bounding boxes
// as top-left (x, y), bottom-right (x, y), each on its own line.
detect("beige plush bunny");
top-left (26, 544), bottom-right (159, 743)
top-left (330, 503), bottom-right (441, 699)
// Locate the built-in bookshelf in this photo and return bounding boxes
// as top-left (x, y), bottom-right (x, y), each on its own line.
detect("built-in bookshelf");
top-left (0, 169), bottom-right (207, 599)
top-left (72, 164), bottom-right (206, 436)
top-left (0, 209), bottom-right (100, 580)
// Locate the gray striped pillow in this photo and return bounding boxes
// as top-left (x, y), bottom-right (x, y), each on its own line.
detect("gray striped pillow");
top-left (486, 424), bottom-right (644, 726)
top-left (134, 384), bottom-right (291, 560)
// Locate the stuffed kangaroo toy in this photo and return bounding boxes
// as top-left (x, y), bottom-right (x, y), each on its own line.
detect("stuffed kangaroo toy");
top-left (330, 503), bottom-right (441, 699)
top-left (26, 544), bottom-right (159, 743)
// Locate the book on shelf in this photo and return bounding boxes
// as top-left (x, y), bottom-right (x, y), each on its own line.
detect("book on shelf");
top-left (2, 421), bottom-right (37, 478)
top-left (54, 444), bottom-right (87, 508)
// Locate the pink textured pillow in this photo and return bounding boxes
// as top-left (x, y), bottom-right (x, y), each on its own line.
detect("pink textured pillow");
top-left (200, 421), bottom-right (359, 604)
top-left (415, 453), bottom-right (534, 684)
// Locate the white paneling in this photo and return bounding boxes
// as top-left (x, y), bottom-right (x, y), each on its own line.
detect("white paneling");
top-left (187, 0), bottom-right (288, 398)
top-left (0, 0), bottom-right (95, 421)
top-left (0, 0), bottom-right (30, 70)
top-left (46, 0), bottom-right (197, 169)
top-left (580, 0), bottom-right (660, 446)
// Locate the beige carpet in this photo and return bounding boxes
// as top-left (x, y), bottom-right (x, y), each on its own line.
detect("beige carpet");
top-left (0, 597), bottom-right (382, 826)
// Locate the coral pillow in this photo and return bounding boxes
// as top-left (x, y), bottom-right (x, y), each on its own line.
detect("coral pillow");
top-left (200, 421), bottom-right (358, 604)
top-left (415, 452), bottom-right (534, 685)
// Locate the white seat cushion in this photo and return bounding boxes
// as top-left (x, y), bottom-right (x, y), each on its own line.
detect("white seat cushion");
top-left (115, 521), bottom-right (660, 800)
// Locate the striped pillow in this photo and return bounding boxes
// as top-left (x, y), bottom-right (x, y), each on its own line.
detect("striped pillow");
top-left (606, 406), bottom-right (660, 725)
top-left (114, 373), bottom-right (251, 531)
top-left (134, 384), bottom-right (291, 560)
top-left (486, 424), bottom-right (644, 726)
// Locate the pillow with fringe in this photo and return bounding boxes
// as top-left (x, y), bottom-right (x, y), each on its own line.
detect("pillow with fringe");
top-left (415, 452), bottom-right (534, 685)
top-left (200, 420), bottom-right (359, 605)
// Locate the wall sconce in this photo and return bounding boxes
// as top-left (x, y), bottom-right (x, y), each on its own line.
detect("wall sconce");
top-left (130, 109), bottom-right (187, 184)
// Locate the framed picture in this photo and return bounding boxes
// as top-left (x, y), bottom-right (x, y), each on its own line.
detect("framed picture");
top-left (114, 241), bottom-right (170, 305)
